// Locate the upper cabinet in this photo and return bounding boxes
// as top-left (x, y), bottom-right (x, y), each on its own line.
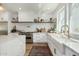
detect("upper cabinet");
top-left (0, 12), bottom-right (8, 35)
top-left (0, 12), bottom-right (9, 22)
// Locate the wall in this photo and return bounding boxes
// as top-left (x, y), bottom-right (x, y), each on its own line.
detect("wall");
top-left (18, 11), bottom-right (38, 22)
top-left (10, 11), bottom-right (55, 32)
top-left (0, 7), bottom-right (57, 33)
top-left (11, 23), bottom-right (53, 32)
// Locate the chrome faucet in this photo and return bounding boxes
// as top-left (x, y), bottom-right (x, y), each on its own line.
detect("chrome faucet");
top-left (61, 25), bottom-right (70, 38)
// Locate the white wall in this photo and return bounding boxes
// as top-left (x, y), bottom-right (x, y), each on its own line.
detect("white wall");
top-left (9, 11), bottom-right (56, 32)
top-left (18, 11), bottom-right (38, 22)
top-left (0, 9), bottom-right (57, 33)
top-left (11, 23), bottom-right (53, 32)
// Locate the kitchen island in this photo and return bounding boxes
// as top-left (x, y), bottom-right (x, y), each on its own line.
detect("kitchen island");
top-left (0, 33), bottom-right (26, 56)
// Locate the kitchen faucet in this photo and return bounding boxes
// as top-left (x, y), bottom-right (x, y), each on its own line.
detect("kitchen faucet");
top-left (61, 25), bottom-right (70, 38)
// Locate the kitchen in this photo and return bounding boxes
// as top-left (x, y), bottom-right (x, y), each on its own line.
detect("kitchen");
top-left (0, 3), bottom-right (79, 56)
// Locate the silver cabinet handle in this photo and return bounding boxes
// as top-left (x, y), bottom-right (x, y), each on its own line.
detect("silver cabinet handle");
top-left (54, 48), bottom-right (56, 54)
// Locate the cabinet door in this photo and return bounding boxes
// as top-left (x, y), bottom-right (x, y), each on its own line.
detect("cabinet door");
top-left (0, 44), bottom-right (7, 56)
top-left (47, 34), bottom-right (65, 56)
top-left (65, 46), bottom-right (79, 56)
top-left (53, 45), bottom-right (64, 56)
top-left (33, 33), bottom-right (47, 43)
top-left (0, 36), bottom-right (26, 56)
top-left (0, 12), bottom-right (9, 21)
top-left (47, 35), bottom-right (54, 54)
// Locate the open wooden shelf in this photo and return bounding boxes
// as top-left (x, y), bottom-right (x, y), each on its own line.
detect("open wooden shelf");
top-left (11, 21), bottom-right (55, 23)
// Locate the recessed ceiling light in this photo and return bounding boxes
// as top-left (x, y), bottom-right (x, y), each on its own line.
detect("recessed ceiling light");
top-left (19, 8), bottom-right (21, 10)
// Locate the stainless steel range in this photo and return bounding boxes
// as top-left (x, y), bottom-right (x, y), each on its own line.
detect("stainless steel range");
top-left (26, 32), bottom-right (33, 44)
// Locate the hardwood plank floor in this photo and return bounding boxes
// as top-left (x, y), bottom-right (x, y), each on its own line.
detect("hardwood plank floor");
top-left (25, 44), bottom-right (33, 56)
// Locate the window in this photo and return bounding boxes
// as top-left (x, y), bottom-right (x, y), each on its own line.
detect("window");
top-left (70, 3), bottom-right (79, 34)
top-left (57, 6), bottom-right (65, 32)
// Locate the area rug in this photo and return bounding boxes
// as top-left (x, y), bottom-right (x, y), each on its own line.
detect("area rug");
top-left (29, 46), bottom-right (53, 56)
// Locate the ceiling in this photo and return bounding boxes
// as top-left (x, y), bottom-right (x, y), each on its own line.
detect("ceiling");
top-left (2, 3), bottom-right (61, 14)
top-left (3, 3), bottom-right (39, 12)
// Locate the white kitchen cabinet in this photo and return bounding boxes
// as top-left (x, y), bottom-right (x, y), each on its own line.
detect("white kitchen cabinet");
top-left (65, 46), bottom-right (79, 56)
top-left (47, 33), bottom-right (79, 56)
top-left (53, 44), bottom-right (65, 56)
top-left (33, 33), bottom-right (47, 43)
top-left (47, 39), bottom-right (62, 56)
top-left (0, 34), bottom-right (26, 56)
top-left (47, 34), bottom-right (65, 56)
top-left (46, 34), bottom-right (54, 55)
top-left (0, 12), bottom-right (9, 22)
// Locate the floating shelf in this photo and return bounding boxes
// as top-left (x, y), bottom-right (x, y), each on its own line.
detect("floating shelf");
top-left (0, 21), bottom-right (8, 23)
top-left (11, 21), bottom-right (56, 23)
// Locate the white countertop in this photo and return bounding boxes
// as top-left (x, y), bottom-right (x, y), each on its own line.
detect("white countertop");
top-left (47, 33), bottom-right (79, 54)
top-left (48, 33), bottom-right (66, 44)
top-left (64, 39), bottom-right (79, 54)
top-left (0, 33), bottom-right (26, 44)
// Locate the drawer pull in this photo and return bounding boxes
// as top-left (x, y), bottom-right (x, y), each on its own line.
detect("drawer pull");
top-left (72, 55), bottom-right (76, 56)
top-left (54, 48), bottom-right (56, 54)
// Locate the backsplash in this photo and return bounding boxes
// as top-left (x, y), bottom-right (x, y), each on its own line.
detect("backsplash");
top-left (11, 23), bottom-right (54, 32)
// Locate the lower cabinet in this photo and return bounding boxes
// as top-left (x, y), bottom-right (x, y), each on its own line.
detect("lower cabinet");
top-left (47, 34), bottom-right (65, 56)
top-left (33, 33), bottom-right (79, 56)
top-left (47, 35), bottom-right (55, 55)
top-left (53, 45), bottom-right (64, 56)
top-left (48, 35), bottom-right (79, 56)
top-left (0, 35), bottom-right (26, 56)
top-left (65, 46), bottom-right (79, 56)
top-left (33, 33), bottom-right (47, 43)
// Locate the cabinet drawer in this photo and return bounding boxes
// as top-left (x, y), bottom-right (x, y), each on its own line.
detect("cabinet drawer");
top-left (33, 33), bottom-right (47, 43)
top-left (53, 46), bottom-right (61, 56)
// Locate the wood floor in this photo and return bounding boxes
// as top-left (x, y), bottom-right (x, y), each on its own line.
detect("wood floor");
top-left (25, 44), bottom-right (33, 56)
top-left (25, 43), bottom-right (52, 56)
